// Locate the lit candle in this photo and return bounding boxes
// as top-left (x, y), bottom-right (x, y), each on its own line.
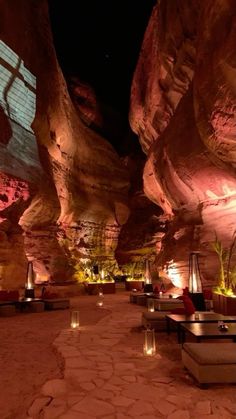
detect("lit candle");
top-left (144, 347), bottom-right (155, 356)
top-left (97, 287), bottom-right (104, 307)
top-left (70, 310), bottom-right (80, 329)
top-left (147, 298), bottom-right (155, 312)
top-left (143, 328), bottom-right (156, 356)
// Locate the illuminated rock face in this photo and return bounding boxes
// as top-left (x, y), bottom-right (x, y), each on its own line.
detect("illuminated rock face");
top-left (0, 172), bottom-right (30, 288)
top-left (115, 154), bottom-right (165, 269)
top-left (0, 0), bottom-right (129, 287)
top-left (130, 0), bottom-right (236, 287)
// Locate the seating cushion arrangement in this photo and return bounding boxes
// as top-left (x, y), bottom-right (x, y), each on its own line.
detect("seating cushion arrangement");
top-left (182, 342), bottom-right (236, 384)
top-left (136, 295), bottom-right (148, 306)
top-left (44, 299), bottom-right (70, 310)
top-left (0, 290), bottom-right (19, 301)
top-left (41, 287), bottom-right (59, 299)
top-left (0, 305), bottom-right (16, 316)
top-left (29, 301), bottom-right (45, 312)
top-left (154, 298), bottom-right (184, 312)
top-left (141, 311), bottom-right (170, 331)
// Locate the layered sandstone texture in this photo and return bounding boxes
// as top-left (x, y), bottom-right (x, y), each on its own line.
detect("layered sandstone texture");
top-left (116, 153), bottom-right (166, 269)
top-left (130, 0), bottom-right (236, 287)
top-left (0, 0), bottom-right (129, 287)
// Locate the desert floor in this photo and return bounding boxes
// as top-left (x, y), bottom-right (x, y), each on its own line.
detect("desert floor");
top-left (0, 291), bottom-right (235, 419)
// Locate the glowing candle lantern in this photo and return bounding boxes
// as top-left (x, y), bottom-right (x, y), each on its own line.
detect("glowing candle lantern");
top-left (70, 310), bottom-right (80, 329)
top-left (143, 327), bottom-right (156, 356)
top-left (159, 291), bottom-right (163, 298)
top-left (147, 298), bottom-right (155, 312)
top-left (96, 288), bottom-right (104, 307)
top-left (98, 287), bottom-right (103, 297)
top-left (96, 298), bottom-right (104, 307)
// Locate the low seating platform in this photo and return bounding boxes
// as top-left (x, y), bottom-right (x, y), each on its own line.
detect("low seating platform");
top-left (0, 304), bottom-right (16, 316)
top-left (0, 296), bottom-right (70, 314)
top-left (141, 311), bottom-right (171, 331)
top-left (44, 298), bottom-right (70, 310)
top-left (154, 298), bottom-right (184, 311)
top-left (182, 342), bottom-right (236, 385)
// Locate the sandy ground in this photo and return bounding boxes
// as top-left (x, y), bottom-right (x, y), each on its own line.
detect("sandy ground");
top-left (0, 296), bottom-right (110, 419)
top-left (1, 292), bottom-right (236, 419)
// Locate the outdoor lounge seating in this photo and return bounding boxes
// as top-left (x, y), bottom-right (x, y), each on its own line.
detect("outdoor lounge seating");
top-left (154, 298), bottom-right (184, 311)
top-left (0, 290), bottom-right (19, 301)
top-left (0, 304), bottom-right (16, 316)
top-left (44, 298), bottom-right (70, 310)
top-left (29, 301), bottom-right (45, 312)
top-left (182, 342), bottom-right (236, 385)
top-left (141, 311), bottom-right (171, 331)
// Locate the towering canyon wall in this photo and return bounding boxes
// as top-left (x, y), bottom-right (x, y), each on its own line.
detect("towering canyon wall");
top-left (0, 0), bottom-right (129, 287)
top-left (130, 0), bottom-right (236, 288)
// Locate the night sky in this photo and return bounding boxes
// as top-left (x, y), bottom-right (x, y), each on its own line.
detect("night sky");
top-left (48, 0), bottom-right (155, 116)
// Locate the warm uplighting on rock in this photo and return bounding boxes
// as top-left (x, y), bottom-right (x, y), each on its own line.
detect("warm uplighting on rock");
top-left (166, 262), bottom-right (183, 289)
top-left (35, 273), bottom-right (50, 284)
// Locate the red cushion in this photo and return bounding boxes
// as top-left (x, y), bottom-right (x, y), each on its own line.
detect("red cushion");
top-left (182, 287), bottom-right (189, 295)
top-left (0, 291), bottom-right (8, 300)
top-left (0, 290), bottom-right (19, 301)
top-left (153, 285), bottom-right (160, 294)
top-left (7, 291), bottom-right (19, 300)
top-left (182, 295), bottom-right (195, 315)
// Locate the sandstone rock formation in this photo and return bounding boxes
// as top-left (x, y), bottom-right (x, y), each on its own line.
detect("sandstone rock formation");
top-left (116, 152), bottom-right (165, 270)
top-left (0, 0), bottom-right (129, 287)
top-left (130, 0), bottom-right (236, 288)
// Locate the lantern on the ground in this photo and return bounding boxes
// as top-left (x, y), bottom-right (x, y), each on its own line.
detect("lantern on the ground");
top-left (143, 327), bottom-right (156, 356)
top-left (70, 310), bottom-right (80, 329)
top-left (96, 288), bottom-right (104, 307)
top-left (147, 298), bottom-right (155, 312)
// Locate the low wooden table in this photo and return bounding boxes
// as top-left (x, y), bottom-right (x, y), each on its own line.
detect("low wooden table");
top-left (166, 313), bottom-right (236, 343)
top-left (181, 322), bottom-right (236, 343)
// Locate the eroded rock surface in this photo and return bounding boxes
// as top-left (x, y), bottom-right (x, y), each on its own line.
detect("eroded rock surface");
top-left (0, 0), bottom-right (129, 286)
top-left (130, 0), bottom-right (236, 286)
